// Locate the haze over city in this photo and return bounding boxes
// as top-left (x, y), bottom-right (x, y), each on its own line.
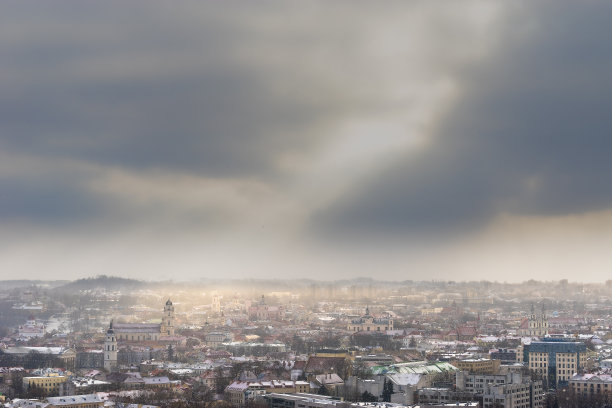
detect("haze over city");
top-left (2, 1), bottom-right (612, 282)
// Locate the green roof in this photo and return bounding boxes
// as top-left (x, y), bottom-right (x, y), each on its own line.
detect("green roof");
top-left (370, 361), bottom-right (458, 375)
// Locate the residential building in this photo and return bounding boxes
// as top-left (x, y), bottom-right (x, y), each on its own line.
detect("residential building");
top-left (205, 332), bottom-right (232, 348)
top-left (18, 316), bottom-right (46, 339)
top-left (481, 381), bottom-right (543, 408)
top-left (45, 394), bottom-right (105, 408)
top-left (265, 393), bottom-right (478, 408)
top-left (314, 373), bottom-right (344, 393)
top-left (453, 371), bottom-right (543, 408)
top-left (264, 393), bottom-right (342, 408)
top-left (23, 375), bottom-right (68, 396)
top-left (225, 380), bottom-right (310, 407)
top-left (452, 358), bottom-right (501, 375)
top-left (418, 388), bottom-right (474, 405)
top-left (2, 347), bottom-right (76, 370)
top-left (569, 373), bottom-right (612, 398)
top-left (304, 356), bottom-right (350, 379)
top-left (490, 349), bottom-right (518, 363)
top-left (315, 350), bottom-right (351, 359)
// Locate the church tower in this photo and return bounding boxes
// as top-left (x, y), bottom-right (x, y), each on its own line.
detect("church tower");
top-left (540, 303), bottom-right (549, 336)
top-left (104, 321), bottom-right (118, 372)
top-left (527, 303), bottom-right (548, 337)
top-left (161, 299), bottom-right (175, 336)
top-left (212, 295), bottom-right (221, 314)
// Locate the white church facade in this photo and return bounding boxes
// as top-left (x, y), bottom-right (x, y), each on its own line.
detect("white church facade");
top-left (113, 299), bottom-right (175, 342)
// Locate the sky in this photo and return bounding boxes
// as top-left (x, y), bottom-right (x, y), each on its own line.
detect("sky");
top-left (1, 1), bottom-right (612, 282)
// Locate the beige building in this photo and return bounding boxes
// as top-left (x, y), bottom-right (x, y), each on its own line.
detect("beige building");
top-left (225, 380), bottom-right (310, 407)
top-left (347, 307), bottom-right (393, 333)
top-left (569, 373), bottom-right (612, 397)
top-left (23, 375), bottom-right (68, 396)
top-left (455, 372), bottom-right (543, 408)
top-left (248, 296), bottom-right (284, 321)
top-left (528, 350), bottom-right (586, 384)
top-left (2, 347), bottom-right (76, 370)
top-left (516, 343), bottom-right (524, 363)
top-left (528, 351), bottom-right (549, 377)
top-left (161, 299), bottom-right (175, 336)
top-left (482, 381), bottom-right (543, 408)
top-left (453, 358), bottom-right (501, 375)
top-left (45, 394), bottom-right (105, 408)
top-left (518, 304), bottom-right (548, 337)
top-left (205, 332), bottom-right (232, 348)
top-left (212, 295), bottom-right (221, 314)
top-left (527, 340), bottom-right (587, 387)
top-left (18, 316), bottom-right (46, 339)
top-left (555, 352), bottom-right (580, 384)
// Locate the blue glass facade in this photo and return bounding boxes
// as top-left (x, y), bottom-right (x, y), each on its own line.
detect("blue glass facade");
top-left (525, 338), bottom-right (587, 388)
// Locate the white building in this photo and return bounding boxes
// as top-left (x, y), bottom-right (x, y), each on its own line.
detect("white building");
top-left (517, 304), bottom-right (548, 337)
top-left (347, 307), bottom-right (393, 333)
top-left (18, 316), bottom-right (46, 339)
top-left (103, 321), bottom-right (118, 372)
top-left (113, 300), bottom-right (175, 341)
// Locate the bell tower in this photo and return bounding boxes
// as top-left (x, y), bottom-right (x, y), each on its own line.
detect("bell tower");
top-left (212, 295), bottom-right (221, 314)
top-left (527, 302), bottom-right (548, 337)
top-left (104, 321), bottom-right (118, 372)
top-left (161, 299), bottom-right (175, 336)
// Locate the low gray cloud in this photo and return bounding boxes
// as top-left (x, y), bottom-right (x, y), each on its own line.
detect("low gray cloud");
top-left (0, 3), bottom-right (343, 179)
top-left (312, 2), bottom-right (612, 238)
top-left (3, 1), bottom-right (611, 280)
top-left (2, 1), bottom-right (448, 180)
top-left (0, 176), bottom-right (99, 223)
top-left (0, 1), bottom-right (499, 226)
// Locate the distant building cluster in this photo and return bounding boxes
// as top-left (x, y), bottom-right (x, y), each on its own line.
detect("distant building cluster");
top-left (2, 279), bottom-right (612, 408)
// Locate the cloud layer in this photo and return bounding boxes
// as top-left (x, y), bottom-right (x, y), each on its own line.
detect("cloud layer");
top-left (314, 2), bottom-right (612, 233)
top-left (1, 1), bottom-right (612, 281)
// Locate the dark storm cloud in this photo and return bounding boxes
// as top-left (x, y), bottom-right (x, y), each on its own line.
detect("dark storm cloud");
top-left (0, 2), bottom-right (359, 178)
top-left (0, 1), bottom-right (389, 225)
top-left (3, 0), bottom-right (497, 228)
top-left (0, 166), bottom-right (102, 223)
top-left (313, 2), bottom-right (612, 236)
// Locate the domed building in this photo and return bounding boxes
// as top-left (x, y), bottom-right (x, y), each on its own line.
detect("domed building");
top-left (347, 306), bottom-right (393, 333)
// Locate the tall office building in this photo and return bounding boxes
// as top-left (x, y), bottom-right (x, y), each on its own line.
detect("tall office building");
top-left (526, 338), bottom-right (587, 388)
